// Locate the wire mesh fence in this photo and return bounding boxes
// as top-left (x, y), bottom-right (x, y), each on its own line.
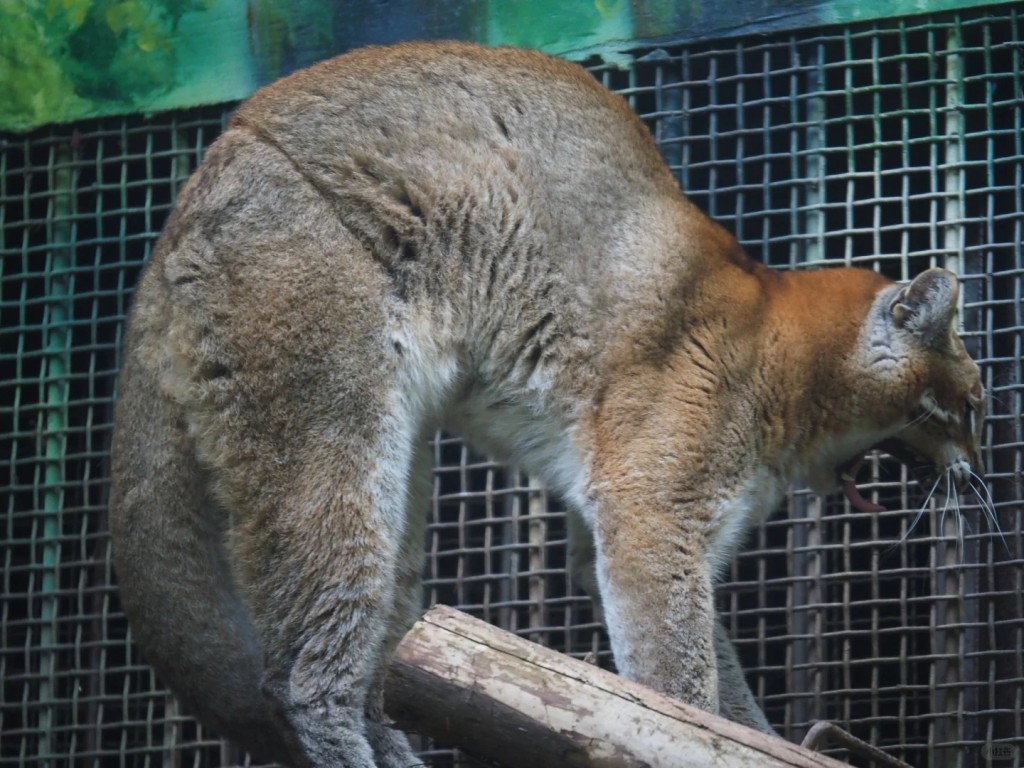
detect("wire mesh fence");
top-left (2, 4), bottom-right (1022, 767)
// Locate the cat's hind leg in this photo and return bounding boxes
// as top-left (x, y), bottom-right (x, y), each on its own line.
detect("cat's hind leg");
top-left (198, 301), bottom-right (425, 768)
top-left (110, 334), bottom-right (306, 767)
top-left (139, 128), bottom-right (436, 767)
top-left (364, 431), bottom-right (435, 768)
top-left (197, 341), bottom-right (423, 768)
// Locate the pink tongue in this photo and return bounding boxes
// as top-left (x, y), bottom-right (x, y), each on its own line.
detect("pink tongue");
top-left (841, 458), bottom-right (886, 513)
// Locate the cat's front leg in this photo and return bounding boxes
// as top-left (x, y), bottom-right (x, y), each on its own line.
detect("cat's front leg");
top-left (569, 504), bottom-right (774, 732)
top-left (592, 498), bottom-right (719, 713)
top-left (714, 620), bottom-right (776, 733)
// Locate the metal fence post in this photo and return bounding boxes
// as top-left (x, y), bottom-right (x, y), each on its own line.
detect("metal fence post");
top-left (38, 138), bottom-right (75, 767)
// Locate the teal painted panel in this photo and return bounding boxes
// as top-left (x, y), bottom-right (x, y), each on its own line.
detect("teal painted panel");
top-left (0, 0), bottom-right (1014, 132)
top-left (485, 0), bottom-right (633, 55)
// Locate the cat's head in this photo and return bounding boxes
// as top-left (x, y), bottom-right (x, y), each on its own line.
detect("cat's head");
top-left (836, 268), bottom-right (986, 513)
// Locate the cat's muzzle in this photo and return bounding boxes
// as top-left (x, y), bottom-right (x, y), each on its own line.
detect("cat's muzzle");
top-left (837, 438), bottom-right (971, 513)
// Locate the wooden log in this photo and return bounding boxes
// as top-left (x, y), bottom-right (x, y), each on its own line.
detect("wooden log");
top-left (385, 605), bottom-right (847, 768)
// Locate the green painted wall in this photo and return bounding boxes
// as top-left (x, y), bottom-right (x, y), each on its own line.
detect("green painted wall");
top-left (1, 0), bottom-right (253, 131)
top-left (0, 0), bottom-right (1013, 132)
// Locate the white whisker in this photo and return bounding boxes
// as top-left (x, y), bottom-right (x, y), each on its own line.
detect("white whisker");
top-left (954, 478), bottom-right (965, 565)
top-left (894, 506), bottom-right (929, 549)
top-left (970, 468), bottom-right (1000, 521)
top-left (895, 409), bottom-right (932, 434)
top-left (968, 473), bottom-right (1009, 554)
top-left (986, 392), bottom-right (1010, 411)
top-left (946, 473), bottom-right (973, 567)
top-left (895, 473), bottom-right (942, 548)
top-left (939, 476), bottom-right (955, 547)
top-left (959, 508), bottom-right (975, 537)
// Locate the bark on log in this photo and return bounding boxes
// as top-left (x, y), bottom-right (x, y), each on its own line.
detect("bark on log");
top-left (385, 605), bottom-right (847, 768)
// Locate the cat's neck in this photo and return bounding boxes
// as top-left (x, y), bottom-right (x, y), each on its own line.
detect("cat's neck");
top-left (757, 267), bottom-right (895, 483)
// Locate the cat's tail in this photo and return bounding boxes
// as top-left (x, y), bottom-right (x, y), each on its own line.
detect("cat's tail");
top-left (108, 335), bottom-right (306, 766)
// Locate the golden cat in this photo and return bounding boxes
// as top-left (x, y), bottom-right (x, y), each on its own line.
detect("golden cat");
top-left (109, 41), bottom-right (985, 767)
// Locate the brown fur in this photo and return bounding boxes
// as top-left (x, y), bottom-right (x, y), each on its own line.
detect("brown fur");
top-left (109, 42), bottom-right (984, 767)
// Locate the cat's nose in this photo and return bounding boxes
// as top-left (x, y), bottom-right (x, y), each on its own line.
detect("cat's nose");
top-left (947, 457), bottom-right (973, 492)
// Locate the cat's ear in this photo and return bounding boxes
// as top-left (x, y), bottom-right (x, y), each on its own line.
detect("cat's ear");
top-left (889, 268), bottom-right (959, 348)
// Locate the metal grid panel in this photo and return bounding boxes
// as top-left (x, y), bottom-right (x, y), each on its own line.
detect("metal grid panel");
top-left (1, 110), bottom-right (239, 766)
top-left (1, 5), bottom-right (1021, 767)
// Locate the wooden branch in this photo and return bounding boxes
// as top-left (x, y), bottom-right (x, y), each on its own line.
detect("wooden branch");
top-left (385, 605), bottom-right (847, 768)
